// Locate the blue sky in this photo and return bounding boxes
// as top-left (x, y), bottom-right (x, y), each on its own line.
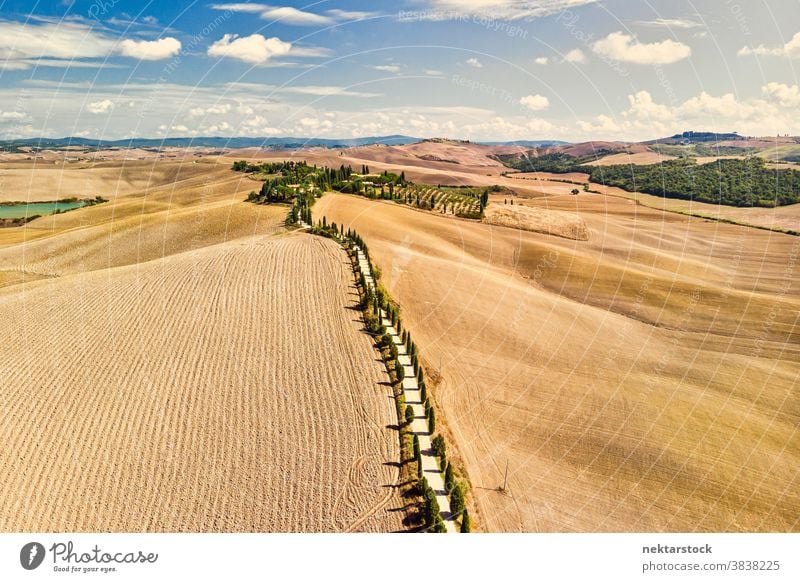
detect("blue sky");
top-left (0, 0), bottom-right (798, 141)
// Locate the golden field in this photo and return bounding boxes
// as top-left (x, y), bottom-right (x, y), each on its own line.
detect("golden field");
top-left (0, 159), bottom-right (404, 532)
top-left (315, 191), bottom-right (799, 532)
top-left (1, 143), bottom-right (798, 533)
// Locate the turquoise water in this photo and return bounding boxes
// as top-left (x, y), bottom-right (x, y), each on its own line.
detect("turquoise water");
top-left (0, 200), bottom-right (90, 219)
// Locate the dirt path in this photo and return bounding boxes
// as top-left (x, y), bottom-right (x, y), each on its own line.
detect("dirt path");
top-left (354, 244), bottom-right (457, 533)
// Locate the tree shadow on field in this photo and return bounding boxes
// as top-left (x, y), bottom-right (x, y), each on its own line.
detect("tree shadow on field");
top-left (401, 510), bottom-right (425, 530)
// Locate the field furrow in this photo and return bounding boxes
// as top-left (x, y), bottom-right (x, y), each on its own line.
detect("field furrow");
top-left (0, 233), bottom-right (404, 532)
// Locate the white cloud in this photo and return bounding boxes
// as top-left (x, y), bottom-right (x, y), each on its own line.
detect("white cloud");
top-left (118, 38), bottom-right (181, 60)
top-left (563, 48), bottom-right (587, 63)
top-left (424, 69), bottom-right (444, 75)
top-left (410, 1), bottom-right (597, 21)
top-left (636, 18), bottom-right (701, 29)
top-left (576, 114), bottom-right (620, 134)
top-left (189, 103), bottom-right (233, 117)
top-left (624, 90), bottom-right (674, 122)
top-left (86, 99), bottom-right (114, 114)
top-left (0, 60), bottom-right (37, 71)
top-left (19, 59), bottom-right (123, 69)
top-left (259, 7), bottom-right (334, 26)
top-left (466, 57), bottom-right (483, 68)
top-left (205, 121), bottom-right (232, 133)
top-left (326, 9), bottom-right (376, 21)
top-left (592, 31), bottom-right (691, 64)
top-left (279, 86), bottom-right (382, 98)
top-left (210, 3), bottom-right (266, 14)
top-left (211, 4), bottom-right (375, 25)
top-left (206, 103), bottom-right (232, 114)
top-left (534, 56), bottom-right (548, 65)
top-left (208, 34), bottom-right (292, 64)
top-left (679, 91), bottom-right (759, 120)
top-left (0, 20), bottom-right (180, 68)
top-left (0, 20), bottom-right (114, 60)
top-left (0, 110), bottom-right (27, 120)
top-left (520, 94), bottom-right (550, 111)
top-left (372, 64), bottom-right (401, 73)
top-left (738, 32), bottom-right (800, 58)
top-left (761, 82), bottom-right (800, 107)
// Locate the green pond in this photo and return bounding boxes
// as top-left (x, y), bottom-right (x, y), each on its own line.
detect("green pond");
top-left (0, 200), bottom-right (90, 219)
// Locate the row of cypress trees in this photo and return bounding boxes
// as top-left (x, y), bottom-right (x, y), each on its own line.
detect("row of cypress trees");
top-left (342, 226), bottom-right (471, 533)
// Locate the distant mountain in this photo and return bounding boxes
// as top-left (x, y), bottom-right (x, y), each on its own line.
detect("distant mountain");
top-left (0, 135), bottom-right (423, 150)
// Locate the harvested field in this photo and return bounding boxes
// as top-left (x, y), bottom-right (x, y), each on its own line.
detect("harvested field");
top-left (316, 192), bottom-right (800, 533)
top-left (483, 204), bottom-right (589, 240)
top-left (584, 151), bottom-right (675, 166)
top-left (0, 160), bottom-right (218, 203)
top-left (0, 234), bottom-right (404, 532)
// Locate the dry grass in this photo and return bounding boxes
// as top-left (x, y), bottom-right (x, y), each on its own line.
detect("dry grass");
top-left (315, 192), bottom-right (800, 533)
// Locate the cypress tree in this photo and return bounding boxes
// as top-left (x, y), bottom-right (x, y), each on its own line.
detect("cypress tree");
top-left (405, 405), bottom-right (415, 426)
top-left (413, 434), bottom-right (420, 460)
top-left (433, 514), bottom-right (447, 533)
top-left (445, 462), bottom-right (454, 492)
top-left (460, 509), bottom-right (471, 533)
top-left (417, 368), bottom-right (424, 385)
top-left (428, 407), bottom-right (436, 433)
top-left (450, 483), bottom-right (465, 516)
top-left (431, 434), bottom-right (446, 460)
top-left (419, 380), bottom-right (427, 403)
